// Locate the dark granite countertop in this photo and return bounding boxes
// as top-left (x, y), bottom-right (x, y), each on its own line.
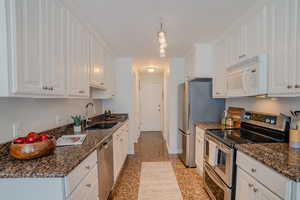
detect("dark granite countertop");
top-left (236, 143), bottom-right (300, 182)
top-left (0, 114), bottom-right (128, 178)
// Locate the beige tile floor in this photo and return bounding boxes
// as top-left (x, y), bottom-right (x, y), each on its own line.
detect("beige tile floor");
top-left (111, 132), bottom-right (210, 200)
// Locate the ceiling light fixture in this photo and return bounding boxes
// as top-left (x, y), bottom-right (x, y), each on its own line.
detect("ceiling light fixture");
top-left (158, 22), bottom-right (167, 58)
top-left (147, 68), bottom-right (155, 73)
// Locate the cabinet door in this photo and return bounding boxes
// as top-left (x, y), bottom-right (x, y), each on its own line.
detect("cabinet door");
top-left (195, 135), bottom-right (200, 167)
top-left (294, 0), bottom-right (300, 94)
top-left (199, 138), bottom-right (204, 174)
top-left (41, 0), bottom-right (66, 96)
top-left (228, 28), bottom-right (241, 66)
top-left (11, 0), bottom-right (43, 95)
top-left (244, 5), bottom-right (268, 59)
top-left (269, 0), bottom-right (294, 95)
top-left (236, 168), bottom-right (256, 200)
top-left (113, 132), bottom-right (120, 182)
top-left (67, 13), bottom-right (89, 97)
top-left (256, 182), bottom-right (282, 200)
top-left (213, 38), bottom-right (227, 98)
top-left (90, 36), bottom-right (104, 88)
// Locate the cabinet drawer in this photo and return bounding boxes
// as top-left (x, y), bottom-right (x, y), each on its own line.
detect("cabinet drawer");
top-left (237, 151), bottom-right (289, 199)
top-left (65, 151), bottom-right (97, 197)
top-left (70, 165), bottom-right (99, 200)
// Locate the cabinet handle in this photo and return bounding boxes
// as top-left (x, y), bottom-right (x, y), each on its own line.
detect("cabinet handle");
top-left (251, 168), bottom-right (256, 173)
top-left (287, 85), bottom-right (293, 89)
top-left (79, 90), bottom-right (85, 94)
top-left (216, 92), bottom-right (220, 95)
top-left (253, 188), bottom-right (258, 193)
top-left (85, 166), bottom-right (90, 170)
top-left (248, 183), bottom-right (254, 188)
top-left (85, 184), bottom-right (92, 188)
top-left (295, 85), bottom-right (300, 88)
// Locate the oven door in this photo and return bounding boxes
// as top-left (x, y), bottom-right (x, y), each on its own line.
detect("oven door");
top-left (204, 163), bottom-right (232, 200)
top-left (204, 134), bottom-right (234, 187)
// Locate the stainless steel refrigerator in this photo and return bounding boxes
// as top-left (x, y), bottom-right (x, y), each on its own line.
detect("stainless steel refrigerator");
top-left (178, 78), bottom-right (225, 167)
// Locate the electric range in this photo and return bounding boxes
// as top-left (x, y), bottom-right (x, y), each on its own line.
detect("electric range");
top-left (203, 111), bottom-right (289, 200)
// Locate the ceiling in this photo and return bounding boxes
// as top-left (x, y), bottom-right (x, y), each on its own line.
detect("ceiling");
top-left (63, 0), bottom-right (259, 58)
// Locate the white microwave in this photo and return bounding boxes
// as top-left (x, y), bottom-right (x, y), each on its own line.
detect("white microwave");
top-left (226, 54), bottom-right (268, 97)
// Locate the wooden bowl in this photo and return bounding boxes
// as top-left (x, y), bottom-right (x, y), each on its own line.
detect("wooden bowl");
top-left (9, 137), bottom-right (56, 160)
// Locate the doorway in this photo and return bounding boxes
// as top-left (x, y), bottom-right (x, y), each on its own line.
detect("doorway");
top-left (140, 73), bottom-right (163, 132)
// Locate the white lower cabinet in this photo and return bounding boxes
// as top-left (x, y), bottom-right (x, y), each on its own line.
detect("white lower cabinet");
top-left (0, 150), bottom-right (98, 200)
top-left (236, 167), bottom-right (281, 200)
top-left (236, 151), bottom-right (300, 200)
top-left (195, 127), bottom-right (205, 175)
top-left (113, 122), bottom-right (129, 182)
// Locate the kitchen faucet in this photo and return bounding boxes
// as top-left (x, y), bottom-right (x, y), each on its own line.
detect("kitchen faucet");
top-left (85, 102), bottom-right (94, 127)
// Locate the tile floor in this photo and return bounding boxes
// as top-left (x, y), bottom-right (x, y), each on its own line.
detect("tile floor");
top-left (111, 132), bottom-right (210, 200)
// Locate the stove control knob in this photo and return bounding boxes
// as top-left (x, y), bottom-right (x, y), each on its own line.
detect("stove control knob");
top-left (270, 120), bottom-right (276, 124)
top-left (265, 119), bottom-right (270, 123)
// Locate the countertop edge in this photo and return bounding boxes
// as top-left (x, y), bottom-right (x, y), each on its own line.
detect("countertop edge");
top-left (236, 144), bottom-right (300, 183)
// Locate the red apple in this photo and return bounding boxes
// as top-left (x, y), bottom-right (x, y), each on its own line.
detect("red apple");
top-left (40, 134), bottom-right (50, 141)
top-left (27, 135), bottom-right (36, 143)
top-left (27, 132), bottom-right (37, 137)
top-left (14, 137), bottom-right (25, 144)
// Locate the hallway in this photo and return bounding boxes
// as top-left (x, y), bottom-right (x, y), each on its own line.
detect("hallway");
top-left (111, 132), bottom-right (210, 200)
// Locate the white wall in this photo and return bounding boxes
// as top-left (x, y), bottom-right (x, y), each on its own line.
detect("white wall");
top-left (165, 58), bottom-right (185, 154)
top-left (226, 97), bottom-right (300, 115)
top-left (0, 98), bottom-right (102, 143)
top-left (102, 57), bottom-right (137, 154)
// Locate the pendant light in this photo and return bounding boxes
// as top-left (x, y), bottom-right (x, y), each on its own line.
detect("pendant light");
top-left (158, 23), bottom-right (167, 58)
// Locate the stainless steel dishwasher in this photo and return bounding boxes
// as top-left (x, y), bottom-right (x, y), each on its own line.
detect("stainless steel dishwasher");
top-left (98, 135), bottom-right (114, 200)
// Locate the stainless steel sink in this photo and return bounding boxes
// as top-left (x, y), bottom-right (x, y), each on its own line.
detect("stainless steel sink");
top-left (85, 122), bottom-right (118, 130)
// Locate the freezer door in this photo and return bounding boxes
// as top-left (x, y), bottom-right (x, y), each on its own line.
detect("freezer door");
top-left (178, 129), bottom-right (196, 167)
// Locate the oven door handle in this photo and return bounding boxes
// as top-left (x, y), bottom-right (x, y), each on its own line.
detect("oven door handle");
top-left (204, 163), bottom-right (227, 190)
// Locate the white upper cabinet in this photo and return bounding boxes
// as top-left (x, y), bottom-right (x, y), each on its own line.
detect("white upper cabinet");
top-left (67, 12), bottom-right (89, 97)
top-left (6, 0), bottom-right (44, 96)
top-left (0, 0), bottom-right (68, 97)
top-left (41, 0), bottom-right (66, 96)
top-left (89, 35), bottom-right (105, 89)
top-left (0, 0), bottom-right (113, 98)
top-left (226, 5), bottom-right (267, 68)
top-left (244, 5), bottom-right (268, 59)
top-left (184, 44), bottom-right (214, 80)
top-left (213, 38), bottom-right (228, 98)
top-left (268, 0), bottom-right (296, 96)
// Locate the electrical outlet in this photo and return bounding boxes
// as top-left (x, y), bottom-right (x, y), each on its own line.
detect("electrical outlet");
top-left (56, 115), bottom-right (61, 126)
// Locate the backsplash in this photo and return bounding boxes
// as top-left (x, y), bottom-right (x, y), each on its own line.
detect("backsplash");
top-left (0, 98), bottom-right (102, 143)
top-left (226, 97), bottom-right (300, 115)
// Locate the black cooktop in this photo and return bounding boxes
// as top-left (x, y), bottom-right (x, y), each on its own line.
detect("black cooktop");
top-left (207, 125), bottom-right (286, 148)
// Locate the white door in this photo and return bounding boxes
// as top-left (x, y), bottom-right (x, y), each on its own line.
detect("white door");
top-left (140, 82), bottom-right (162, 131)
